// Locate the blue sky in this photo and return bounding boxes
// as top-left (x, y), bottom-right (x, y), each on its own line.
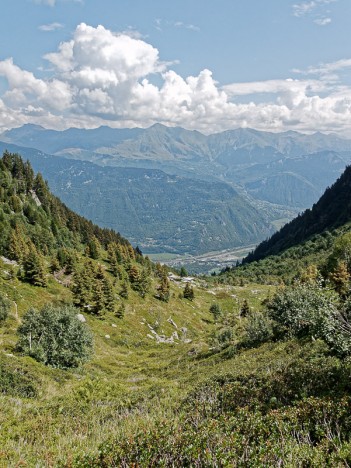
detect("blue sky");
top-left (0, 0), bottom-right (350, 135)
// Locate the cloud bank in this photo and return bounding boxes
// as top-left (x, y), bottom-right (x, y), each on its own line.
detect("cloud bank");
top-left (0, 23), bottom-right (351, 135)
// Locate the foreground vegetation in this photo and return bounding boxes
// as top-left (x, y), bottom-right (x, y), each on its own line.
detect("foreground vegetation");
top-left (2, 152), bottom-right (351, 466)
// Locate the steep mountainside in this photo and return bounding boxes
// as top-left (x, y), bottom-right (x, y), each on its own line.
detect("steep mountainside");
top-left (244, 164), bottom-right (351, 263)
top-left (0, 144), bottom-right (272, 255)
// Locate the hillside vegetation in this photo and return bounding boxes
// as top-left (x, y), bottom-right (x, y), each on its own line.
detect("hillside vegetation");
top-left (244, 164), bottom-right (351, 263)
top-left (2, 152), bottom-right (351, 466)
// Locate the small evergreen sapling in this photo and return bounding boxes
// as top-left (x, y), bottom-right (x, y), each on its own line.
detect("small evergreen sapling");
top-left (209, 303), bottom-right (222, 321)
top-left (183, 282), bottom-right (194, 301)
top-left (0, 294), bottom-right (11, 323)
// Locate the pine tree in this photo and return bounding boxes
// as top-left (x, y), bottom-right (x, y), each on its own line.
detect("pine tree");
top-left (156, 274), bottom-right (170, 302)
top-left (240, 299), bottom-right (250, 317)
top-left (136, 269), bottom-right (151, 298)
top-left (209, 303), bottom-right (222, 321)
top-left (23, 246), bottom-right (47, 287)
top-left (50, 256), bottom-right (60, 273)
top-left (92, 280), bottom-right (106, 316)
top-left (180, 266), bottom-right (188, 278)
top-left (72, 268), bottom-right (93, 309)
top-left (119, 280), bottom-right (129, 299)
top-left (116, 302), bottom-right (125, 319)
top-left (8, 225), bottom-right (29, 262)
top-left (102, 275), bottom-right (115, 313)
top-left (86, 236), bottom-right (101, 260)
top-left (128, 265), bottom-right (140, 284)
top-left (330, 261), bottom-right (350, 297)
top-left (183, 282), bottom-right (194, 301)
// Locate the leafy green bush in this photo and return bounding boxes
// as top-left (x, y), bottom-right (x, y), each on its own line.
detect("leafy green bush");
top-left (243, 311), bottom-right (273, 347)
top-left (210, 327), bottom-right (234, 351)
top-left (267, 283), bottom-right (339, 339)
top-left (16, 304), bottom-right (93, 368)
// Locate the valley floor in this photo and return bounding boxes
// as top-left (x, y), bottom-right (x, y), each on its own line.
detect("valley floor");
top-left (149, 244), bottom-right (258, 275)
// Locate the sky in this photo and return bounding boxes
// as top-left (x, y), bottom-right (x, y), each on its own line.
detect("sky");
top-left (0, 0), bottom-right (351, 135)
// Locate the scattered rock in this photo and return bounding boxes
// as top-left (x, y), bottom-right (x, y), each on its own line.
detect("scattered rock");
top-left (111, 324), bottom-right (117, 328)
top-left (30, 189), bottom-right (42, 207)
top-left (105, 335), bottom-right (110, 339)
top-left (147, 334), bottom-right (155, 340)
top-left (76, 314), bottom-right (86, 323)
top-left (167, 317), bottom-right (178, 329)
top-left (1, 256), bottom-right (18, 266)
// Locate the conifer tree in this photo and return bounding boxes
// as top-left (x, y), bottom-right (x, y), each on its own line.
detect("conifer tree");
top-left (23, 245), bottom-right (47, 287)
top-left (86, 236), bottom-right (101, 260)
top-left (330, 261), bottom-right (350, 297)
top-left (240, 299), bottom-right (250, 317)
top-left (156, 274), bottom-right (170, 302)
top-left (209, 303), bottom-right (222, 321)
top-left (136, 269), bottom-right (151, 298)
top-left (128, 265), bottom-right (141, 284)
top-left (8, 225), bottom-right (29, 262)
top-left (92, 280), bottom-right (106, 316)
top-left (180, 266), bottom-right (188, 278)
top-left (183, 282), bottom-right (194, 301)
top-left (72, 268), bottom-right (93, 309)
top-left (116, 302), bottom-right (125, 319)
top-left (102, 275), bottom-right (115, 313)
top-left (119, 280), bottom-right (129, 299)
top-left (50, 256), bottom-right (60, 273)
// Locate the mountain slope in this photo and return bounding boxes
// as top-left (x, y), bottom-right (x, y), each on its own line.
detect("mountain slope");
top-left (0, 143), bottom-right (273, 255)
top-left (244, 164), bottom-right (351, 263)
top-left (3, 124), bottom-right (351, 212)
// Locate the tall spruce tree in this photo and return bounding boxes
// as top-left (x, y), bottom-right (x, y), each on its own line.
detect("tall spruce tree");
top-left (23, 245), bottom-right (47, 287)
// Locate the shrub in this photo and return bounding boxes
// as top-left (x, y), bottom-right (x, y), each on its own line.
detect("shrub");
top-left (0, 360), bottom-right (37, 397)
top-left (243, 311), bottom-right (273, 347)
top-left (209, 303), bottom-right (221, 321)
top-left (267, 284), bottom-right (339, 339)
top-left (16, 304), bottom-right (93, 368)
top-left (0, 294), bottom-right (11, 322)
top-left (210, 327), bottom-right (234, 351)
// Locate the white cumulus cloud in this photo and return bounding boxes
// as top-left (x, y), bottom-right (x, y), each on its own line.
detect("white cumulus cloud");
top-left (0, 23), bottom-right (351, 136)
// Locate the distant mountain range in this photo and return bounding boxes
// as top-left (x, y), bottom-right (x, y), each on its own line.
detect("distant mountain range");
top-left (2, 124), bottom-right (351, 255)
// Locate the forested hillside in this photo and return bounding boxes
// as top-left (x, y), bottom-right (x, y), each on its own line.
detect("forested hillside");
top-left (0, 142), bottom-right (274, 255)
top-left (244, 164), bottom-right (351, 263)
